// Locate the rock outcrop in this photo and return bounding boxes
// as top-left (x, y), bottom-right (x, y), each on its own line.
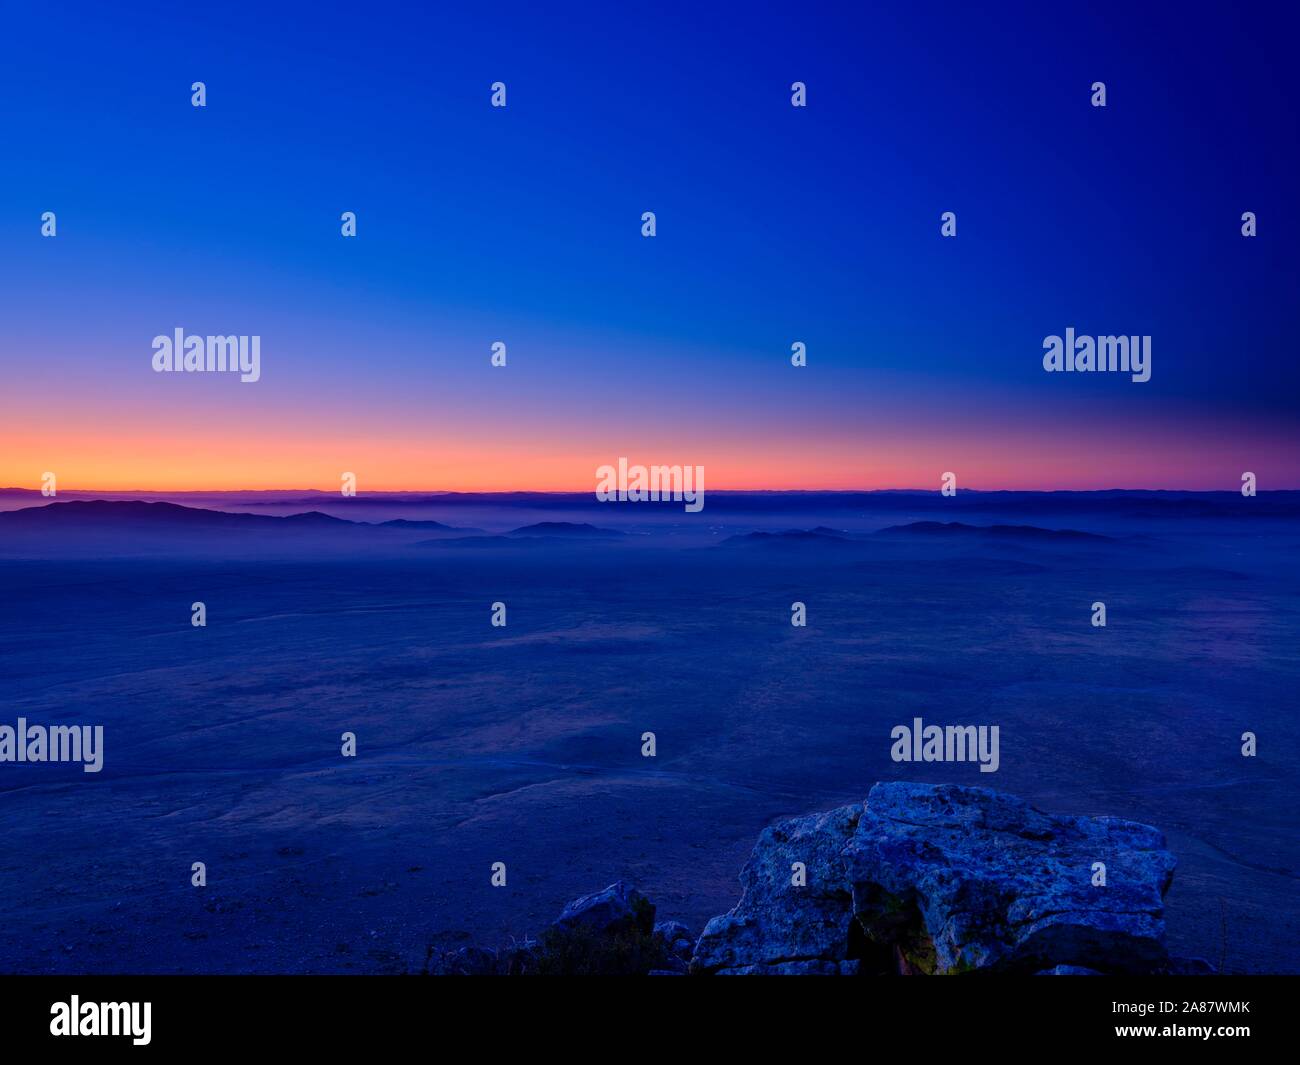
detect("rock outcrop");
top-left (423, 782), bottom-right (1205, 976)
top-left (692, 782), bottom-right (1184, 975)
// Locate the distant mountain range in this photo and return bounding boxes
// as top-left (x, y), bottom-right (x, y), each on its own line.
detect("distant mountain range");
top-left (0, 501), bottom-right (641, 557)
top-left (720, 521), bottom-right (1112, 547)
top-left (3, 488), bottom-right (1299, 522)
top-left (719, 527), bottom-right (853, 546)
top-left (874, 521), bottom-right (1112, 542)
top-left (0, 500), bottom-right (477, 533)
top-left (507, 522), bottom-right (624, 538)
top-left (0, 497), bottom-right (1285, 564)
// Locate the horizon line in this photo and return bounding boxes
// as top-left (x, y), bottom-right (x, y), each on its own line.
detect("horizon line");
top-left (3, 486), bottom-right (1293, 497)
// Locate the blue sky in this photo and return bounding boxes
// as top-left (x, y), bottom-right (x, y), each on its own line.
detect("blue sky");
top-left (1, 1), bottom-right (1296, 489)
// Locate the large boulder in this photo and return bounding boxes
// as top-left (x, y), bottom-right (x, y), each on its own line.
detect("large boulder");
top-left (692, 783), bottom-right (1181, 976)
top-left (846, 783), bottom-right (1177, 974)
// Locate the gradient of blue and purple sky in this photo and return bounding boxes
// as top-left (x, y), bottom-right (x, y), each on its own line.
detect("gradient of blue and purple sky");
top-left (1, 1), bottom-right (1296, 490)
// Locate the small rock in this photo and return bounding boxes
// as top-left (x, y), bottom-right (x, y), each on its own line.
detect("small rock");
top-left (553, 881), bottom-right (654, 937)
top-left (653, 920), bottom-right (696, 960)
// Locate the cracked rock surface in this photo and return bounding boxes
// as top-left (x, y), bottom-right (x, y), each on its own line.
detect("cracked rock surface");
top-left (692, 782), bottom-right (1181, 975)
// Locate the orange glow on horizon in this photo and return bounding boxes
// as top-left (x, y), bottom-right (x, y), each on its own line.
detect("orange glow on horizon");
top-left (4, 409), bottom-right (1297, 493)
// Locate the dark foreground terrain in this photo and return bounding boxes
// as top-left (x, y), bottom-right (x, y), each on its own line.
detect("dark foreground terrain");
top-left (0, 491), bottom-right (1296, 973)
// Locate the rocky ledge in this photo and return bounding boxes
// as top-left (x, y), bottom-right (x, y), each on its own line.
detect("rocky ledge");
top-left (425, 783), bottom-right (1212, 976)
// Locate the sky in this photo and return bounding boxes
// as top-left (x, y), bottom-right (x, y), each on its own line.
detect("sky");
top-left (0, 1), bottom-right (1296, 491)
